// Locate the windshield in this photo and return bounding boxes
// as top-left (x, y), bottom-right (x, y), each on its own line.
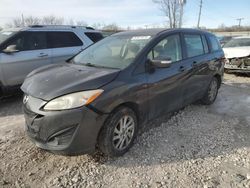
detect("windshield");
top-left (73, 35), bottom-right (152, 69)
top-left (0, 30), bottom-right (17, 44)
top-left (223, 38), bottom-right (250, 48)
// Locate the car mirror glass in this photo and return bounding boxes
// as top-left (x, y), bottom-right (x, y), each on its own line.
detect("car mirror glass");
top-left (3, 45), bottom-right (19, 54)
top-left (150, 57), bottom-right (172, 68)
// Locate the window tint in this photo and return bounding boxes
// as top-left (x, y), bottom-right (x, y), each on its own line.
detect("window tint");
top-left (208, 35), bottom-right (221, 52)
top-left (184, 34), bottom-right (204, 58)
top-left (47, 32), bottom-right (83, 48)
top-left (85, 32), bottom-right (103, 42)
top-left (201, 35), bottom-right (209, 53)
top-left (5, 31), bottom-right (47, 51)
top-left (148, 34), bottom-right (182, 63)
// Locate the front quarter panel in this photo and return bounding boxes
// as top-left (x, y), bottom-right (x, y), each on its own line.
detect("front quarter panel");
top-left (91, 71), bottom-right (148, 123)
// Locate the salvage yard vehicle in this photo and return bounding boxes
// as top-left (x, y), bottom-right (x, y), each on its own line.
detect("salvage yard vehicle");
top-left (223, 36), bottom-right (250, 74)
top-left (0, 25), bottom-right (103, 96)
top-left (21, 28), bottom-right (224, 157)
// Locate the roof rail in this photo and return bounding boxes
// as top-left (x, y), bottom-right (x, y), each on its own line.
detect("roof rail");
top-left (29, 25), bottom-right (95, 30)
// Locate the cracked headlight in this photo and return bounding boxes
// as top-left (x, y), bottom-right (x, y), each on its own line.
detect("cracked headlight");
top-left (43, 89), bottom-right (103, 111)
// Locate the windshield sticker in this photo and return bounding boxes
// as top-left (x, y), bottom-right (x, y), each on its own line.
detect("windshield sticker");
top-left (131, 36), bottom-right (151, 40)
top-left (2, 32), bottom-right (13, 35)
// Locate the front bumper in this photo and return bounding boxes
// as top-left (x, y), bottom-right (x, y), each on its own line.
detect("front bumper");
top-left (224, 64), bottom-right (250, 73)
top-left (23, 95), bottom-right (108, 155)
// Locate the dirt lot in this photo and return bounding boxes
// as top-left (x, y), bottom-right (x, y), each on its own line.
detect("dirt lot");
top-left (0, 73), bottom-right (250, 188)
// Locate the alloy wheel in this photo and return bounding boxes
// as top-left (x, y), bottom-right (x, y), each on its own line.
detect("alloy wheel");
top-left (112, 115), bottom-right (135, 150)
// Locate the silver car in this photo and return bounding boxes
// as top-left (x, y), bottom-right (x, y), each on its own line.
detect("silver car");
top-left (0, 25), bottom-right (103, 96)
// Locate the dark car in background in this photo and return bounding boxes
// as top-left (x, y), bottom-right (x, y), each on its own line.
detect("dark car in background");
top-left (21, 28), bottom-right (224, 157)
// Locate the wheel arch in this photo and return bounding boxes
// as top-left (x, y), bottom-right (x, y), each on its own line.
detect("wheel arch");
top-left (214, 74), bottom-right (222, 88)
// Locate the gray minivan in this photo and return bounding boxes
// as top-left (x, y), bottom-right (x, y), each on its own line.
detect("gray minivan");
top-left (0, 25), bottom-right (103, 96)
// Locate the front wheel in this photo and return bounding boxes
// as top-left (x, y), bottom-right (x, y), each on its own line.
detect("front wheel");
top-left (200, 77), bottom-right (219, 105)
top-left (98, 107), bottom-right (138, 157)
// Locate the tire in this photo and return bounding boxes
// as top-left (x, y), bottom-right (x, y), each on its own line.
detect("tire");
top-left (200, 77), bottom-right (219, 105)
top-left (98, 106), bottom-right (138, 157)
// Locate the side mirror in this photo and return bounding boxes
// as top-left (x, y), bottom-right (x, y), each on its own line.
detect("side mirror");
top-left (150, 58), bottom-right (172, 68)
top-left (3, 45), bottom-right (19, 54)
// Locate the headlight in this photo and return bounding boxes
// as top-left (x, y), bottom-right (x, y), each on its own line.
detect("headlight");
top-left (43, 89), bottom-right (103, 111)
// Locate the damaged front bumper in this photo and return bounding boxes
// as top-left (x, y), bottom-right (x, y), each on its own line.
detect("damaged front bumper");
top-left (225, 56), bottom-right (250, 73)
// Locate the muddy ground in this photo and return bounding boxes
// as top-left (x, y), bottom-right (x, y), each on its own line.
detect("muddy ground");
top-left (0, 73), bottom-right (250, 188)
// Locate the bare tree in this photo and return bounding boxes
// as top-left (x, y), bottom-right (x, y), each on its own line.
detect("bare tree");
top-left (42, 15), bottom-right (64, 25)
top-left (102, 23), bottom-right (120, 31)
top-left (5, 17), bottom-right (23, 28)
top-left (6, 15), bottom-right (66, 28)
top-left (24, 16), bottom-right (40, 26)
top-left (76, 20), bottom-right (87, 26)
top-left (153, 0), bottom-right (186, 28)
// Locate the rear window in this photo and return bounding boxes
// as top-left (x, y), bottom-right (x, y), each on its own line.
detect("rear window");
top-left (208, 35), bottom-right (221, 52)
top-left (85, 32), bottom-right (103, 43)
top-left (47, 32), bottom-right (83, 48)
top-left (184, 34), bottom-right (204, 58)
top-left (223, 38), bottom-right (250, 48)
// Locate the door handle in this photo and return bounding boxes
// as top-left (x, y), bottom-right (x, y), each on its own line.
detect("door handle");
top-left (38, 53), bottom-right (48, 58)
top-left (192, 61), bottom-right (198, 67)
top-left (179, 66), bottom-right (186, 72)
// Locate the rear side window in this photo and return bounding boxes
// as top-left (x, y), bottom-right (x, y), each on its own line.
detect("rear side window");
top-left (201, 35), bottom-right (209, 53)
top-left (47, 32), bottom-right (83, 48)
top-left (184, 34), bottom-right (204, 58)
top-left (4, 31), bottom-right (47, 51)
top-left (85, 32), bottom-right (103, 43)
top-left (208, 35), bottom-right (221, 52)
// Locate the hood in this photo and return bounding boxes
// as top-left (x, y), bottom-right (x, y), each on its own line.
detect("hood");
top-left (21, 63), bottom-right (120, 101)
top-left (223, 47), bottom-right (250, 59)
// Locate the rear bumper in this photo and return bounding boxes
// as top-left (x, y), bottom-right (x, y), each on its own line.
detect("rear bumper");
top-left (23, 96), bottom-right (108, 155)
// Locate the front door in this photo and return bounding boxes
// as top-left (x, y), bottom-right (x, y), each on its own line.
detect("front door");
top-left (146, 34), bottom-right (192, 120)
top-left (0, 31), bottom-right (52, 86)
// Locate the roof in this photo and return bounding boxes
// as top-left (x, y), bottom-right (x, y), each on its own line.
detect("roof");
top-left (3, 25), bottom-right (98, 32)
top-left (113, 28), bottom-right (211, 37)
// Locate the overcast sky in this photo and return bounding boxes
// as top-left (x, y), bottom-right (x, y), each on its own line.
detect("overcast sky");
top-left (0, 0), bottom-right (249, 28)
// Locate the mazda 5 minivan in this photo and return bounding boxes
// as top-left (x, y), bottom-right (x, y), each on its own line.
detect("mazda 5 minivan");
top-left (21, 29), bottom-right (224, 156)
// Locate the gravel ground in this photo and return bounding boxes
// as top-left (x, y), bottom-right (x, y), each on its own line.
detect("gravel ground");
top-left (0, 73), bottom-right (250, 188)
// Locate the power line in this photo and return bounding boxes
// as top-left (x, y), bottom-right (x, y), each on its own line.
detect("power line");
top-left (197, 0), bottom-right (202, 28)
top-left (236, 18), bottom-right (244, 27)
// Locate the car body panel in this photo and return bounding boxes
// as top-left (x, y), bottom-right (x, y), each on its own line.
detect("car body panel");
top-left (223, 47), bottom-right (250, 59)
top-left (0, 48), bottom-right (52, 86)
top-left (21, 63), bottom-right (120, 100)
top-left (21, 28), bottom-right (225, 155)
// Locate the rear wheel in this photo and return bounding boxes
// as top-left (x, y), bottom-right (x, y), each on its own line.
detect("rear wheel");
top-left (98, 107), bottom-right (138, 157)
top-left (200, 77), bottom-right (219, 105)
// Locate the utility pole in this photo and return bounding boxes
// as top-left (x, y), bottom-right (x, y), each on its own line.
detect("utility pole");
top-left (197, 0), bottom-right (202, 28)
top-left (236, 18), bottom-right (244, 28)
top-left (179, 0), bottom-right (186, 28)
top-left (21, 14), bottom-right (24, 27)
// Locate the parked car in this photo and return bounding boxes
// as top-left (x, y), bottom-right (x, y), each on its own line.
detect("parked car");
top-left (0, 25), bottom-right (103, 96)
top-left (21, 28), bottom-right (224, 157)
top-left (223, 36), bottom-right (250, 74)
top-left (217, 35), bottom-right (234, 46)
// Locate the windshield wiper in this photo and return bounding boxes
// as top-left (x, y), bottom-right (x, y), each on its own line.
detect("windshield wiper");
top-left (84, 62), bottom-right (97, 67)
top-left (80, 62), bottom-right (120, 70)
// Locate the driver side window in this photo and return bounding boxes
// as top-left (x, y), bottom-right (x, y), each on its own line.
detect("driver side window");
top-left (148, 34), bottom-right (182, 63)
